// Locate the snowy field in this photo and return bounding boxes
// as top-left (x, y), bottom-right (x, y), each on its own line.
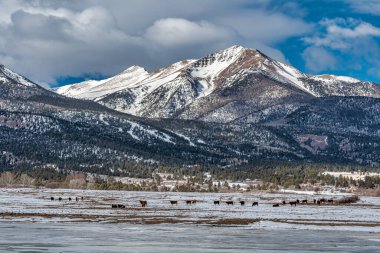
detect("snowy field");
top-left (1, 188), bottom-right (380, 252)
top-left (0, 188), bottom-right (380, 231)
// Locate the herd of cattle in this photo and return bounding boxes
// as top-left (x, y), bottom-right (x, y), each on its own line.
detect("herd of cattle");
top-left (50, 196), bottom-right (83, 202)
top-left (49, 196), bottom-right (335, 209)
top-left (126, 198), bottom-right (336, 208)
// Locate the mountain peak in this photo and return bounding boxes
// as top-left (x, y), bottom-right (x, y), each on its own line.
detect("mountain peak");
top-left (121, 65), bottom-right (147, 74)
top-left (224, 44), bottom-right (247, 51)
top-left (0, 65), bottom-right (36, 88)
top-left (312, 74), bottom-right (360, 84)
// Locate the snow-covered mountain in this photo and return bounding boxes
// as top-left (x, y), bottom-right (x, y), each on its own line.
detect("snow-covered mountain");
top-left (56, 45), bottom-right (380, 122)
top-left (1, 47), bottom-right (380, 170)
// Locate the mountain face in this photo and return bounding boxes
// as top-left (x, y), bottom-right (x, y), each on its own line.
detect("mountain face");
top-left (0, 64), bottom-right (48, 99)
top-left (57, 46), bottom-right (380, 123)
top-left (1, 45), bottom-right (380, 171)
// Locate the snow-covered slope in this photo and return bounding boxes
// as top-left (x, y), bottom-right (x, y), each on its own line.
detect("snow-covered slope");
top-left (55, 45), bottom-right (380, 120)
top-left (55, 66), bottom-right (149, 100)
top-left (300, 75), bottom-right (379, 97)
top-left (0, 64), bottom-right (50, 99)
top-left (0, 64), bottom-right (36, 88)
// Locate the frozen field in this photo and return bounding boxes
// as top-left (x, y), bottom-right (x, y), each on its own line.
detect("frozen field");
top-left (1, 222), bottom-right (380, 252)
top-left (1, 188), bottom-right (380, 252)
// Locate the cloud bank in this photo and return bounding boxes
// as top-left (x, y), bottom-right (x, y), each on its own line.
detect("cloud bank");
top-left (0, 0), bottom-right (312, 86)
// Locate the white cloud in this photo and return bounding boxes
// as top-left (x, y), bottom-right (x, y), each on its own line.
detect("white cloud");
top-left (218, 10), bottom-right (313, 44)
top-left (302, 47), bottom-right (337, 72)
top-left (328, 22), bottom-right (380, 37)
top-left (145, 18), bottom-right (233, 47)
top-left (346, 0), bottom-right (380, 15)
top-left (304, 18), bottom-right (380, 50)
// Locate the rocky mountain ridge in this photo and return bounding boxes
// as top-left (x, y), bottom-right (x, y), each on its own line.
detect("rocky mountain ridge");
top-left (56, 46), bottom-right (380, 123)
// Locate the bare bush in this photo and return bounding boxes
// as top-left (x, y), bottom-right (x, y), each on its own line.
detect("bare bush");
top-left (0, 172), bottom-right (16, 186)
top-left (19, 174), bottom-right (34, 186)
top-left (336, 195), bottom-right (359, 204)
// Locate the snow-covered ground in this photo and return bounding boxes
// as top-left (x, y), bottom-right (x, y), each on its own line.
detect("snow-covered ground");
top-left (1, 188), bottom-right (379, 232)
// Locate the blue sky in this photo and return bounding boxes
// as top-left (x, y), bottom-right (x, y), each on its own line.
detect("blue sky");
top-left (0, 0), bottom-right (380, 87)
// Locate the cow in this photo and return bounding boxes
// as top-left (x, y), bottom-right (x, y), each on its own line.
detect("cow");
top-left (214, 200), bottom-right (220, 205)
top-left (301, 199), bottom-right (308, 204)
top-left (186, 200), bottom-right (192, 205)
top-left (226, 201), bottom-right (234, 206)
top-left (58, 197), bottom-right (62, 201)
top-left (170, 201), bottom-right (178, 205)
top-left (313, 199), bottom-right (316, 204)
top-left (273, 204), bottom-right (280, 207)
top-left (252, 202), bottom-right (259, 206)
top-left (317, 200), bottom-right (321, 205)
top-left (139, 200), bottom-right (147, 207)
top-left (282, 200), bottom-right (286, 205)
top-left (192, 200), bottom-right (197, 204)
top-left (75, 197), bottom-right (79, 202)
top-left (327, 199), bottom-right (334, 204)
top-left (289, 201), bottom-right (297, 207)
top-left (68, 197), bottom-right (72, 201)
top-left (320, 198), bottom-right (326, 203)
top-left (240, 201), bottom-right (245, 206)
top-left (50, 197), bottom-right (54, 201)
top-left (296, 199), bottom-right (300, 204)
top-left (81, 197), bottom-right (84, 200)
top-left (111, 204), bottom-right (118, 208)
top-left (117, 204), bottom-right (126, 209)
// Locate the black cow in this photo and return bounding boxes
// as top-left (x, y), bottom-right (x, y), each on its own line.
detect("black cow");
top-left (226, 201), bottom-right (234, 206)
top-left (273, 204), bottom-right (280, 207)
top-left (240, 201), bottom-right (245, 206)
top-left (170, 201), bottom-right (178, 205)
top-left (140, 200), bottom-right (147, 207)
top-left (186, 200), bottom-right (192, 205)
top-left (252, 202), bottom-right (259, 206)
top-left (289, 201), bottom-right (297, 207)
top-left (214, 200), bottom-right (220, 205)
top-left (50, 197), bottom-right (54, 201)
